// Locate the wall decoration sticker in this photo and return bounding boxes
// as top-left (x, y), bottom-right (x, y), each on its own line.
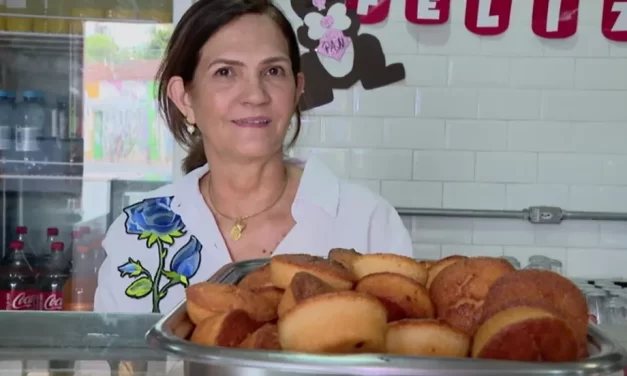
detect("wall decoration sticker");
top-left (405, 0), bottom-right (451, 25)
top-left (292, 0), bottom-right (406, 111)
top-left (465, 0), bottom-right (512, 36)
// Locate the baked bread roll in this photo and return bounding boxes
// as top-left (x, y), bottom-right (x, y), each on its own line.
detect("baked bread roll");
top-left (252, 286), bottom-right (283, 313)
top-left (190, 309), bottom-right (263, 347)
top-left (386, 319), bottom-right (470, 357)
top-left (270, 254), bottom-right (354, 290)
top-left (430, 257), bottom-right (515, 335)
top-left (237, 263), bottom-right (273, 290)
top-left (355, 272), bottom-right (433, 321)
top-left (352, 253), bottom-right (428, 286)
top-left (278, 272), bottom-right (334, 318)
top-left (328, 248), bottom-right (362, 271)
top-left (418, 260), bottom-right (435, 271)
top-left (426, 255), bottom-right (468, 289)
top-left (278, 291), bottom-right (387, 354)
top-left (481, 269), bottom-right (589, 358)
top-left (472, 306), bottom-right (578, 362)
top-left (186, 283), bottom-right (277, 324)
top-left (239, 323), bottom-right (281, 350)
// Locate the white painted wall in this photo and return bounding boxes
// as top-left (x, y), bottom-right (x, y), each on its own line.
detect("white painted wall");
top-left (273, 0), bottom-right (627, 278)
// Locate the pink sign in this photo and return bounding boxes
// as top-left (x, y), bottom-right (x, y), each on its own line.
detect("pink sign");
top-left (465, 0), bottom-right (512, 36)
top-left (602, 0), bottom-right (627, 41)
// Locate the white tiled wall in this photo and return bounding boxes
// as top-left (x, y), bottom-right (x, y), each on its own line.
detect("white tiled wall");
top-left (279, 0), bottom-right (627, 278)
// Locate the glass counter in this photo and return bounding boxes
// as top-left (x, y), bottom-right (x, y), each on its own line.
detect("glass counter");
top-left (0, 310), bottom-right (179, 375)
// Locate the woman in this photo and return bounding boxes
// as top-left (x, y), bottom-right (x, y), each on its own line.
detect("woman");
top-left (94, 0), bottom-right (413, 314)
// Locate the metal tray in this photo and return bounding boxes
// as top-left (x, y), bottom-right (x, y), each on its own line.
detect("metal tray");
top-left (146, 258), bottom-right (627, 376)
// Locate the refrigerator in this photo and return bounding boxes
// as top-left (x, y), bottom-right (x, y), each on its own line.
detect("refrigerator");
top-left (0, 0), bottom-right (181, 259)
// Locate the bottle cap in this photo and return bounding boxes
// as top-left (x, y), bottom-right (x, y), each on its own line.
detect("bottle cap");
top-left (10, 240), bottom-right (24, 250)
top-left (47, 227), bottom-right (59, 236)
top-left (16, 226), bottom-right (28, 234)
top-left (51, 241), bottom-right (65, 251)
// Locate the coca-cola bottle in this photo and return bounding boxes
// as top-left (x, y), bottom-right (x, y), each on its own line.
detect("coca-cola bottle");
top-left (38, 227), bottom-right (60, 269)
top-left (14, 226), bottom-right (39, 273)
top-left (0, 240), bottom-right (39, 311)
top-left (62, 244), bottom-right (97, 311)
top-left (39, 241), bottom-right (69, 311)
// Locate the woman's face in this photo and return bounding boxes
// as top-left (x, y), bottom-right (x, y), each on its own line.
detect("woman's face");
top-left (168, 14), bottom-right (305, 162)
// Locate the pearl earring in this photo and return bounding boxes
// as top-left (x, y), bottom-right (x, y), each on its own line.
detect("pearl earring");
top-left (186, 124), bottom-right (195, 135)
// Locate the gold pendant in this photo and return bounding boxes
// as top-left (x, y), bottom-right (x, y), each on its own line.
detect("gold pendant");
top-left (229, 219), bottom-right (246, 241)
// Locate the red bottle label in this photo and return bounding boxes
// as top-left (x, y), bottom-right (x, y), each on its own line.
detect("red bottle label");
top-left (40, 292), bottom-right (63, 311)
top-left (0, 290), bottom-right (39, 310)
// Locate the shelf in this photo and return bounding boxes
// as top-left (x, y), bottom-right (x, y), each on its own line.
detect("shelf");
top-left (0, 30), bottom-right (83, 53)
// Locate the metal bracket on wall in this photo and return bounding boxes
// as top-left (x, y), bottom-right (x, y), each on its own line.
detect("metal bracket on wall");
top-left (395, 206), bottom-right (627, 224)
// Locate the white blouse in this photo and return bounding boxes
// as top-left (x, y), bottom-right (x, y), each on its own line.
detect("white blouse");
top-left (93, 156), bottom-right (414, 314)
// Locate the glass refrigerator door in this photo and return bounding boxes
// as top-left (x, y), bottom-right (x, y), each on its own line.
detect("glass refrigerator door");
top-left (0, 1), bottom-right (175, 264)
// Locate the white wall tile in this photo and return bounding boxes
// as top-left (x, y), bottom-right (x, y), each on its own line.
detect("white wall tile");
top-left (319, 117), bottom-right (382, 147)
top-left (575, 59), bottom-right (627, 90)
top-left (510, 58), bottom-right (575, 89)
top-left (478, 89), bottom-right (541, 120)
top-left (411, 217), bottom-right (473, 245)
top-left (353, 85), bottom-right (416, 117)
top-left (446, 120), bottom-right (507, 151)
top-left (505, 184), bottom-right (570, 210)
top-left (508, 121), bottom-right (573, 152)
top-left (448, 56), bottom-right (510, 88)
top-left (381, 181), bottom-right (443, 208)
top-left (443, 183), bottom-right (506, 210)
top-left (416, 88), bottom-right (478, 119)
top-left (349, 149), bottom-right (413, 180)
top-left (412, 243), bottom-right (442, 260)
top-left (413, 151), bottom-right (475, 181)
top-left (441, 244), bottom-right (504, 258)
top-left (473, 219), bottom-right (535, 246)
top-left (383, 119), bottom-right (446, 149)
top-left (475, 152), bottom-right (538, 183)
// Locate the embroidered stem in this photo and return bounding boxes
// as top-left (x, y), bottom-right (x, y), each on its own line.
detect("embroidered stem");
top-left (152, 240), bottom-right (166, 313)
top-left (159, 279), bottom-right (177, 297)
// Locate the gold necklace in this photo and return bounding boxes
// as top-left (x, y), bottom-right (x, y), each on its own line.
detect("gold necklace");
top-left (207, 170), bottom-right (288, 241)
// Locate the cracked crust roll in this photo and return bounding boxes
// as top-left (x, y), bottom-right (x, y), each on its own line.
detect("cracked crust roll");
top-left (355, 272), bottom-right (433, 322)
top-left (270, 254), bottom-right (354, 290)
top-left (472, 306), bottom-right (578, 362)
top-left (237, 263), bottom-right (273, 290)
top-left (426, 255), bottom-right (468, 290)
top-left (277, 272), bottom-right (334, 318)
top-left (278, 291), bottom-right (387, 354)
top-left (429, 257), bottom-right (515, 335)
top-left (328, 248), bottom-right (362, 271)
top-left (186, 282), bottom-right (277, 324)
top-left (190, 309), bottom-right (264, 347)
top-left (239, 323), bottom-right (281, 350)
top-left (351, 253), bottom-right (428, 286)
top-left (386, 319), bottom-right (470, 358)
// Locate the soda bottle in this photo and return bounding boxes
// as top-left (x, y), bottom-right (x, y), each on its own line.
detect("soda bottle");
top-left (38, 227), bottom-right (60, 269)
top-left (14, 226), bottom-right (39, 273)
top-left (0, 240), bottom-right (39, 310)
top-left (62, 244), bottom-right (97, 311)
top-left (39, 241), bottom-right (69, 311)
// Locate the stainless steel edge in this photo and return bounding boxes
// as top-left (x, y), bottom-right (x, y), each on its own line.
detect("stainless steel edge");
top-left (146, 259), bottom-right (627, 376)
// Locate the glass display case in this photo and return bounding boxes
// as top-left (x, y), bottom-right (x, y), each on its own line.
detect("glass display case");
top-left (0, 1), bottom-right (175, 313)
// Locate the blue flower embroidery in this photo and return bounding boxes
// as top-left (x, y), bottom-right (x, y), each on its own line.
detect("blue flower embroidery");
top-left (117, 196), bottom-right (203, 313)
top-left (169, 236), bottom-right (202, 286)
top-left (124, 196), bottom-right (185, 247)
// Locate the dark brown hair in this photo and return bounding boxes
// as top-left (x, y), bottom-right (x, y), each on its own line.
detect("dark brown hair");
top-left (156, 0), bottom-right (303, 174)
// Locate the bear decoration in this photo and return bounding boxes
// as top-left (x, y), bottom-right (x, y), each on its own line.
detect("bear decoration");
top-left (291, 0), bottom-right (406, 111)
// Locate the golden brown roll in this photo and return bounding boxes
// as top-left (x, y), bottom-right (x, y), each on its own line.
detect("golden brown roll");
top-left (355, 272), bottom-right (434, 322)
top-left (429, 257), bottom-right (515, 335)
top-left (418, 260), bottom-right (436, 271)
top-left (328, 248), bottom-right (362, 271)
top-left (426, 255), bottom-right (468, 289)
top-left (386, 319), bottom-right (470, 358)
top-left (239, 323), bottom-right (281, 350)
top-left (351, 253), bottom-right (428, 286)
top-left (472, 306), bottom-right (578, 362)
top-left (238, 263), bottom-right (273, 290)
top-left (252, 286), bottom-right (284, 313)
top-left (277, 272), bottom-right (334, 318)
top-left (186, 282), bottom-right (277, 324)
top-left (190, 309), bottom-right (263, 347)
top-left (270, 254), bottom-right (354, 290)
top-left (278, 291), bottom-right (387, 354)
top-left (480, 269), bottom-right (589, 358)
